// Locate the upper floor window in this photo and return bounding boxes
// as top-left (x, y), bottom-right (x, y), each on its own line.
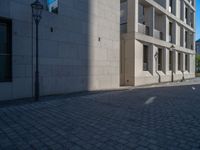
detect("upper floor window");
top-left (169, 0), bottom-right (173, 13)
top-left (47, 0), bottom-right (58, 14)
top-left (0, 18), bottom-right (12, 82)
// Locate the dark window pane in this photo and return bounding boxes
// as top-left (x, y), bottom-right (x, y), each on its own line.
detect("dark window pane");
top-left (0, 55), bottom-right (11, 82)
top-left (143, 45), bottom-right (148, 71)
top-left (0, 18), bottom-right (12, 82)
top-left (0, 23), bottom-right (8, 54)
top-left (158, 48), bottom-right (162, 71)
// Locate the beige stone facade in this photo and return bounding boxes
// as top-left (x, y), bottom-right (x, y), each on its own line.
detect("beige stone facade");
top-left (120, 0), bottom-right (196, 86)
top-left (0, 0), bottom-right (120, 101)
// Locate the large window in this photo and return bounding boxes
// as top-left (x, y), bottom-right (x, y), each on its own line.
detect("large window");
top-left (0, 18), bottom-right (12, 82)
top-left (47, 0), bottom-right (58, 14)
top-left (169, 0), bottom-right (173, 13)
top-left (185, 31), bottom-right (188, 48)
top-left (143, 45), bottom-right (149, 71)
top-left (120, 0), bottom-right (127, 33)
top-left (158, 48), bottom-right (163, 71)
top-left (169, 22), bottom-right (173, 43)
top-left (178, 53), bottom-right (181, 71)
top-left (185, 54), bottom-right (189, 71)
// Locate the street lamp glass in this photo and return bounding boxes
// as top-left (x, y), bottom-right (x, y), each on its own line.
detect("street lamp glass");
top-left (31, 0), bottom-right (44, 23)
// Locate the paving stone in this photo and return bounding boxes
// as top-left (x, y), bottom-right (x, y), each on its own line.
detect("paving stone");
top-left (0, 84), bottom-right (200, 149)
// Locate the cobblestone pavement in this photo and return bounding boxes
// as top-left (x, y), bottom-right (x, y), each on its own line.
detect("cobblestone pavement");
top-left (1, 83), bottom-right (200, 150)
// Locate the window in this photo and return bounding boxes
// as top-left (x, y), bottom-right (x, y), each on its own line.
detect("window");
top-left (178, 53), bottom-right (181, 70)
top-left (185, 54), bottom-right (188, 71)
top-left (158, 48), bottom-right (163, 71)
top-left (185, 31), bottom-right (188, 48)
top-left (47, 0), bottom-right (58, 14)
top-left (120, 0), bottom-right (127, 33)
top-left (185, 7), bottom-right (188, 21)
top-left (169, 22), bottom-right (173, 42)
top-left (0, 18), bottom-right (12, 82)
top-left (169, 0), bottom-right (173, 12)
top-left (169, 51), bottom-right (173, 70)
top-left (143, 45), bottom-right (149, 71)
top-left (138, 4), bottom-right (145, 24)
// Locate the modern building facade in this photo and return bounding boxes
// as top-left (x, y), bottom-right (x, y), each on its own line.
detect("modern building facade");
top-left (196, 39), bottom-right (200, 54)
top-left (120, 0), bottom-right (196, 86)
top-left (0, 0), bottom-right (120, 101)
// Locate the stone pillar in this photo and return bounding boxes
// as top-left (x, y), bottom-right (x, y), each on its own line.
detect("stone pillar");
top-left (173, 50), bottom-right (178, 74)
top-left (127, 0), bottom-right (138, 33)
top-left (181, 53), bottom-right (185, 71)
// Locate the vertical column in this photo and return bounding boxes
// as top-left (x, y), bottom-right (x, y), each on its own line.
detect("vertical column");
top-left (181, 53), bottom-right (185, 71)
top-left (176, 0), bottom-right (181, 19)
top-left (173, 50), bottom-right (178, 74)
top-left (172, 0), bottom-right (176, 15)
top-left (127, 0), bottom-right (138, 33)
top-left (189, 54), bottom-right (195, 73)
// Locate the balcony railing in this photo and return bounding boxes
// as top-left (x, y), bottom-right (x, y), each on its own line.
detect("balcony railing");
top-left (154, 29), bottom-right (163, 40)
top-left (138, 23), bottom-right (150, 35)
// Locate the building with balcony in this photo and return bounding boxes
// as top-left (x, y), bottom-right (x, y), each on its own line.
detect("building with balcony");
top-left (120, 0), bottom-right (196, 86)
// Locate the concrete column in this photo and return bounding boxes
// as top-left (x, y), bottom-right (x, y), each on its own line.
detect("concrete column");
top-left (127, 0), bottom-right (138, 33)
top-left (189, 54), bottom-right (195, 73)
top-left (172, 0), bottom-right (176, 15)
top-left (173, 50), bottom-right (178, 74)
top-left (176, 0), bottom-right (181, 19)
top-left (124, 39), bottom-right (135, 85)
top-left (163, 48), bottom-right (168, 74)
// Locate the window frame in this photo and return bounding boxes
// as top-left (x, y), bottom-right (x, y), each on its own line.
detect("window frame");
top-left (0, 17), bottom-right (12, 82)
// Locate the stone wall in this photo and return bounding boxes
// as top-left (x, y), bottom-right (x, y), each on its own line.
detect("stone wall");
top-left (0, 0), bottom-right (120, 100)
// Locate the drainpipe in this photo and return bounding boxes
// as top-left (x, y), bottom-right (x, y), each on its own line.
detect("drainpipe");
top-left (154, 52), bottom-right (161, 83)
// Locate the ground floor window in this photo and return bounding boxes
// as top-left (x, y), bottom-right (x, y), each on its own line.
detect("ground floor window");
top-left (143, 45), bottom-right (149, 71)
top-left (0, 17), bottom-right (12, 82)
top-left (178, 53), bottom-right (181, 71)
top-left (185, 54), bottom-right (189, 71)
top-left (158, 48), bottom-right (163, 71)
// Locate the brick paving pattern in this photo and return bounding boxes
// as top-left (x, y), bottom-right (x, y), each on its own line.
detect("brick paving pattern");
top-left (1, 84), bottom-right (200, 150)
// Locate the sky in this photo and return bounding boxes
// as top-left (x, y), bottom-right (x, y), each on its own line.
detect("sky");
top-left (196, 0), bottom-right (200, 40)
